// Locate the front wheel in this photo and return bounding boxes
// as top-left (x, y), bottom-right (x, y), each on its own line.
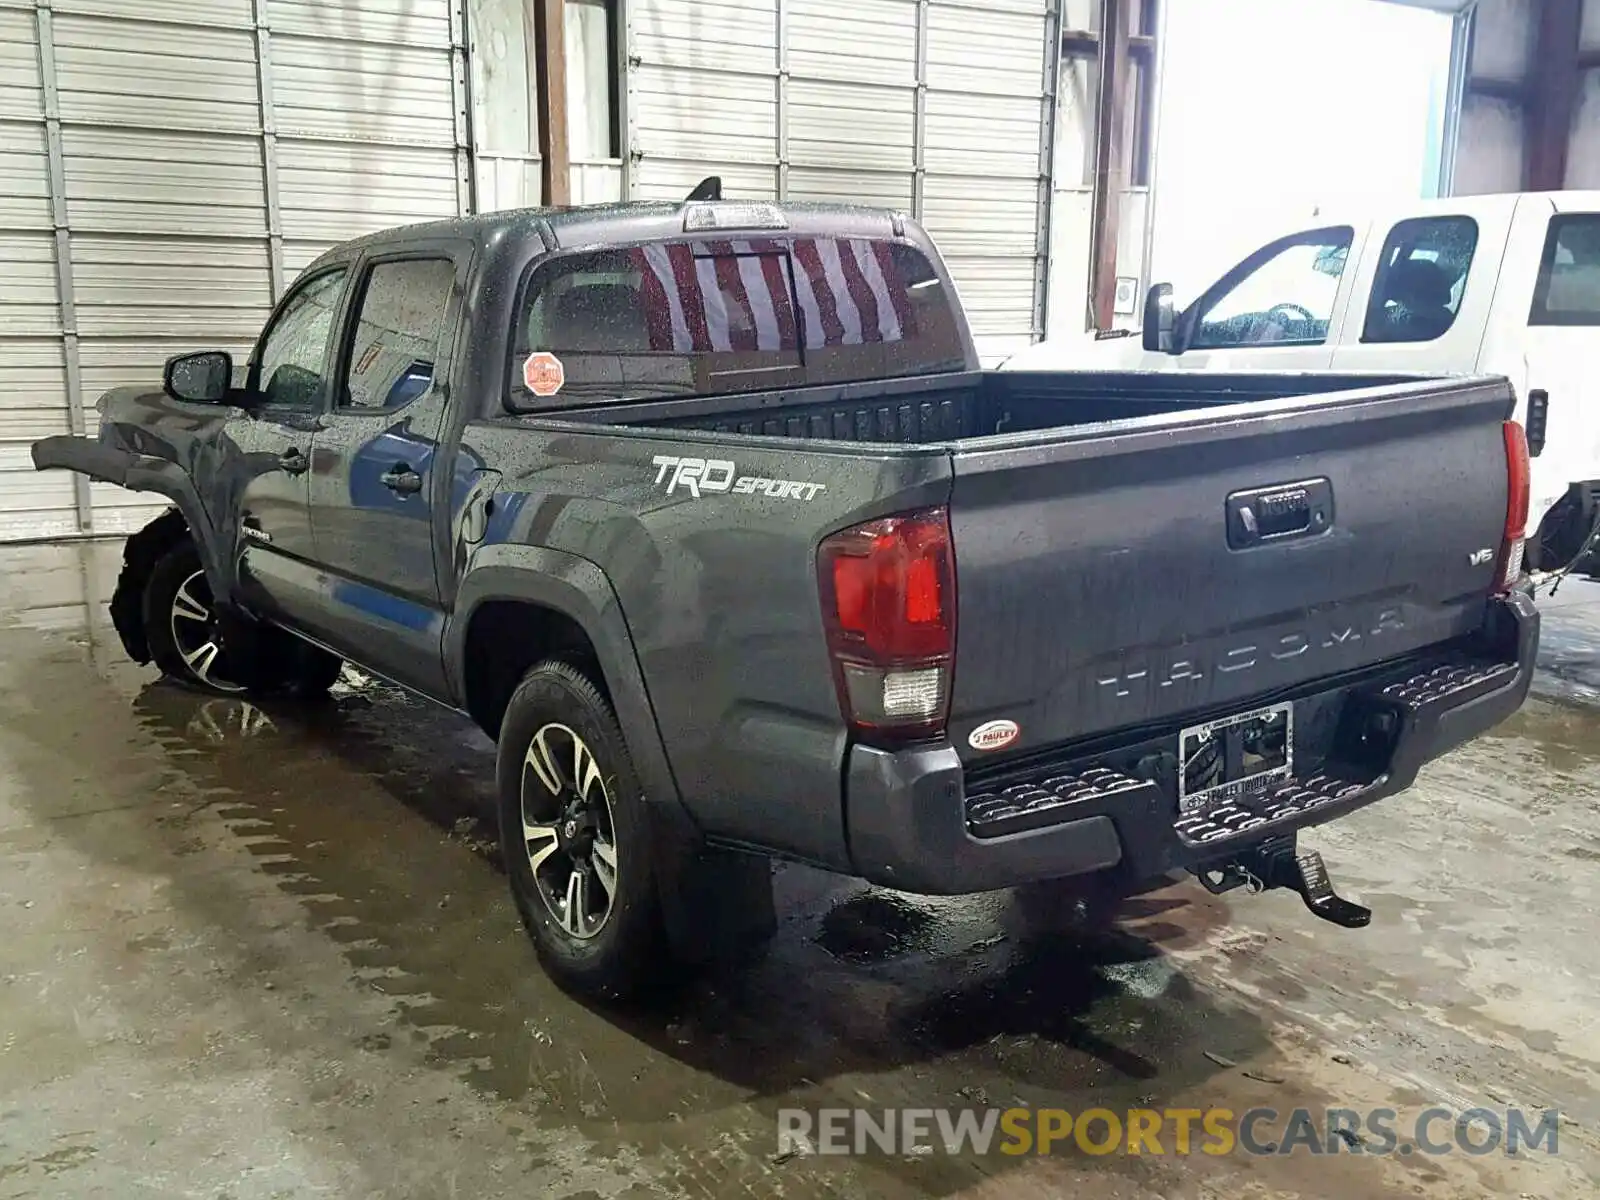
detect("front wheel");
top-left (143, 543), bottom-right (253, 694)
top-left (495, 660), bottom-right (665, 999)
top-left (141, 541), bottom-right (343, 696)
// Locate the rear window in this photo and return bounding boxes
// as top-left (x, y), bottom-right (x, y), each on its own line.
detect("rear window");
top-left (507, 238), bottom-right (965, 409)
top-left (1530, 214), bottom-right (1600, 326)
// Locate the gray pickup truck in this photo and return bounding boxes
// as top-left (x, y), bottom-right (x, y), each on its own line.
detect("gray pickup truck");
top-left (33, 199), bottom-right (1538, 998)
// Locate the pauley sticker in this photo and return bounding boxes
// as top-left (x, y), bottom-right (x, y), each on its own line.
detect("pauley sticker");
top-left (968, 719), bottom-right (1020, 752)
top-left (523, 351), bottom-right (565, 397)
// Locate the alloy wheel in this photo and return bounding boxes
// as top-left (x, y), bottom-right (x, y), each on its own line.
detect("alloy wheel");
top-left (169, 569), bottom-right (247, 694)
top-left (520, 722), bottom-right (620, 941)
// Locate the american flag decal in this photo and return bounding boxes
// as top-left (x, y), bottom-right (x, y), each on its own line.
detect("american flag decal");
top-left (630, 239), bottom-right (918, 355)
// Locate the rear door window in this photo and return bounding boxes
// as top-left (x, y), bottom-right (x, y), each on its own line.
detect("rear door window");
top-left (1530, 214), bottom-right (1600, 326)
top-left (337, 257), bottom-right (457, 411)
top-left (508, 238), bottom-right (965, 409)
top-left (1361, 216), bottom-right (1479, 343)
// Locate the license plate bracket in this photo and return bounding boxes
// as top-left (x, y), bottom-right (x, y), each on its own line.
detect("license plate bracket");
top-left (1178, 701), bottom-right (1294, 814)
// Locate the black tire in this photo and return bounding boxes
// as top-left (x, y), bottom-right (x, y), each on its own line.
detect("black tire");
top-left (143, 542), bottom-right (257, 695)
top-left (495, 660), bottom-right (664, 999)
top-left (272, 635), bottom-right (345, 698)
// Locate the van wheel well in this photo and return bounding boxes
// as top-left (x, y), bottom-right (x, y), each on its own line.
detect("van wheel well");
top-left (462, 601), bottom-right (607, 738)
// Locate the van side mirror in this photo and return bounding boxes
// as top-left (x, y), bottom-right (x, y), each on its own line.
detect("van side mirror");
top-left (1143, 283), bottom-right (1176, 353)
top-left (1525, 389), bottom-right (1548, 458)
top-left (163, 351), bottom-right (233, 404)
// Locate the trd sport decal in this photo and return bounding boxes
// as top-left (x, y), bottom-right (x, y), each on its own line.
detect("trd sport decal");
top-left (652, 455), bottom-right (826, 501)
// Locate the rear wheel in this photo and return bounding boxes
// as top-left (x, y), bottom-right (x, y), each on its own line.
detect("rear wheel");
top-left (496, 660), bottom-right (664, 999)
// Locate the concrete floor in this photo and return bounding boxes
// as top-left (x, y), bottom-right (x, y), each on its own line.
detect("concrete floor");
top-left (0, 540), bottom-right (1596, 1199)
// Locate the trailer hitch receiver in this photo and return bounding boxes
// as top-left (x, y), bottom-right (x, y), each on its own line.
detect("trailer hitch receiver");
top-left (1195, 835), bottom-right (1372, 929)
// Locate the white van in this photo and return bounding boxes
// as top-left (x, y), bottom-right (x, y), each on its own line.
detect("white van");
top-left (1007, 191), bottom-right (1600, 572)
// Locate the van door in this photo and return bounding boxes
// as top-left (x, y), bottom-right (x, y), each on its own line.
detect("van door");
top-left (1329, 195), bottom-right (1518, 374)
top-left (1160, 224), bottom-right (1367, 371)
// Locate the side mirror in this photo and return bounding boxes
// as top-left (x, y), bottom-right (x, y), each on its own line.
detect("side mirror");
top-left (1525, 388), bottom-right (1548, 458)
top-left (1142, 283), bottom-right (1177, 353)
top-left (163, 351), bottom-right (233, 404)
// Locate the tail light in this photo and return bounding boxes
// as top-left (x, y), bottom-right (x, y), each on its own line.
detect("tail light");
top-left (818, 508), bottom-right (955, 743)
top-left (1496, 419), bottom-right (1531, 593)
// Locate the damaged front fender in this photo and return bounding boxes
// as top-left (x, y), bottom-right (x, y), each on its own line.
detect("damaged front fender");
top-left (32, 434), bottom-right (229, 664)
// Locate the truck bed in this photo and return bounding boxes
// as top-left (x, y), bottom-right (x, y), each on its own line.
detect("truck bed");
top-left (561, 370), bottom-right (1424, 445)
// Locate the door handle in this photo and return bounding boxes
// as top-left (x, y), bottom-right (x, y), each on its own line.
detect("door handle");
top-left (381, 464), bottom-right (424, 496)
top-left (279, 448), bottom-right (308, 475)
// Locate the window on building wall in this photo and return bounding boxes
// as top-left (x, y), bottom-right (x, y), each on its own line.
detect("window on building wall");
top-left (566, 0), bottom-right (619, 163)
top-left (1362, 216), bottom-right (1479, 344)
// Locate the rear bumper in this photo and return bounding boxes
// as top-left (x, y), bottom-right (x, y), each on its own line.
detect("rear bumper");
top-left (843, 591), bottom-right (1538, 895)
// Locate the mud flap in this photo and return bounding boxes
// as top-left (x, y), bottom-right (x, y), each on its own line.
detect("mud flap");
top-left (650, 811), bottom-right (777, 968)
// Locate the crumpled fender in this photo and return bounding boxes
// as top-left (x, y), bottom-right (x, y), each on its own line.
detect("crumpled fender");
top-left (32, 434), bottom-right (230, 664)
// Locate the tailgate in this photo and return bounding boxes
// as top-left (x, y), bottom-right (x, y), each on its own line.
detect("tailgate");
top-left (943, 376), bottom-right (1516, 760)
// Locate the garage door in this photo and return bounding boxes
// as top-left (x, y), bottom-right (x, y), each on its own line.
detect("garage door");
top-left (0, 0), bottom-right (468, 543)
top-left (626, 0), bottom-right (1057, 361)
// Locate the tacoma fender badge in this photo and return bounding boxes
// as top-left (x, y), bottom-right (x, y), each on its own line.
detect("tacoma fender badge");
top-left (1468, 547), bottom-right (1494, 566)
top-left (969, 720), bottom-right (1020, 752)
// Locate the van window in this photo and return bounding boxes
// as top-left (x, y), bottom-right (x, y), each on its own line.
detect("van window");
top-left (1190, 227), bottom-right (1353, 350)
top-left (1362, 216), bottom-right (1478, 343)
top-left (1530, 214), bottom-right (1600, 326)
top-left (507, 239), bottom-right (966, 409)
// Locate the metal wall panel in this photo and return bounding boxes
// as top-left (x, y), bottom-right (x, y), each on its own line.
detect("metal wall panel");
top-left (51, 14), bottom-right (262, 132)
top-left (629, 0), bottom-right (779, 198)
top-left (72, 237), bottom-right (272, 339)
top-left (0, 0), bottom-right (467, 542)
top-left (788, 0), bottom-right (915, 86)
top-left (0, 7), bottom-right (42, 121)
top-left (922, 1), bottom-right (1051, 348)
top-left (632, 0), bottom-right (777, 71)
top-left (276, 138), bottom-right (460, 246)
top-left (631, 64), bottom-right (777, 165)
top-left (786, 166), bottom-right (914, 209)
top-left (269, 0), bottom-right (452, 45)
top-left (271, 38), bottom-right (457, 145)
top-left (0, 2), bottom-right (75, 540)
top-left (0, 341), bottom-right (69, 443)
top-left (1, 231), bottom-right (62, 333)
top-left (0, 447), bottom-right (76, 542)
top-left (626, 0), bottom-right (1056, 356)
top-left (61, 127), bottom-right (267, 237)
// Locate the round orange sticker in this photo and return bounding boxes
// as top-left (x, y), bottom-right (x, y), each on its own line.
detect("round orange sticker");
top-left (523, 351), bottom-right (565, 397)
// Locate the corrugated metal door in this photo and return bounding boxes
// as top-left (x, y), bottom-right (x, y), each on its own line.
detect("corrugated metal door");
top-left (0, 2), bottom-right (81, 540)
top-left (624, 0), bottom-right (1059, 362)
top-left (0, 0), bottom-right (468, 543)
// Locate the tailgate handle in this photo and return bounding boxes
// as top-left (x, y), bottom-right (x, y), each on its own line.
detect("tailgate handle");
top-left (1227, 479), bottom-right (1333, 549)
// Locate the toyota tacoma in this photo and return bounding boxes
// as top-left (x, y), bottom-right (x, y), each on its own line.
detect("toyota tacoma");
top-left (32, 199), bottom-right (1539, 997)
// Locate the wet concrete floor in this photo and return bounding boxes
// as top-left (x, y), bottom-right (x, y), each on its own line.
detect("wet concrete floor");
top-left (0, 540), bottom-right (1596, 1198)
